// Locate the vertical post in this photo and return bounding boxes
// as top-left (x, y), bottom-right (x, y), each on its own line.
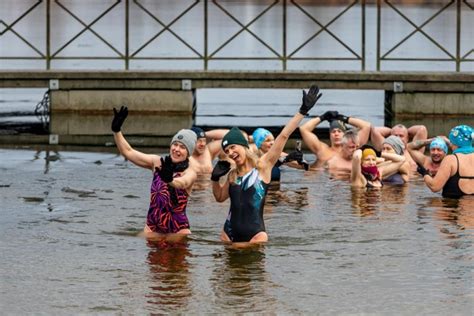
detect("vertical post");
top-left (282, 0), bottom-right (287, 71)
top-left (376, 0), bottom-right (381, 71)
top-left (125, 0), bottom-right (129, 70)
top-left (46, 0), bottom-right (51, 69)
top-left (456, 0), bottom-right (461, 72)
top-left (361, 0), bottom-right (365, 71)
top-left (204, 0), bottom-right (208, 70)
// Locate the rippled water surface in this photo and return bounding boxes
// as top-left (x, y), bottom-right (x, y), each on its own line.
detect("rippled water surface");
top-left (0, 148), bottom-right (473, 314)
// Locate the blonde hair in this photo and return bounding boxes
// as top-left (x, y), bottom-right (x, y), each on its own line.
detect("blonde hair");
top-left (227, 147), bottom-right (259, 183)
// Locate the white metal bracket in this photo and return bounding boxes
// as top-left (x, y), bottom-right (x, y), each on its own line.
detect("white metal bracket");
top-left (393, 81), bottom-right (403, 93)
top-left (49, 79), bottom-right (59, 90)
top-left (182, 79), bottom-right (192, 90)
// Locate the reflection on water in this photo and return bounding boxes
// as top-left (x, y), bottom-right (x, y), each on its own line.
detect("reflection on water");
top-left (211, 247), bottom-right (275, 314)
top-left (427, 196), bottom-right (474, 231)
top-left (0, 148), bottom-right (473, 314)
top-left (146, 239), bottom-right (192, 312)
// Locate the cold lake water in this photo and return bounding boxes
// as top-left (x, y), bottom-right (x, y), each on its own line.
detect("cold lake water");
top-left (0, 148), bottom-right (473, 314)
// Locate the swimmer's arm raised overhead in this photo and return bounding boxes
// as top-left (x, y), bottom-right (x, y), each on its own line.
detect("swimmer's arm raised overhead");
top-left (407, 138), bottom-right (432, 166)
top-left (112, 106), bottom-right (157, 170)
top-left (204, 129), bottom-right (231, 160)
top-left (423, 155), bottom-right (454, 192)
top-left (204, 129), bottom-right (229, 141)
top-left (408, 125), bottom-right (428, 143)
top-left (299, 111), bottom-right (337, 161)
top-left (261, 85), bottom-right (322, 171)
top-left (370, 126), bottom-right (391, 150)
top-left (338, 114), bottom-right (371, 145)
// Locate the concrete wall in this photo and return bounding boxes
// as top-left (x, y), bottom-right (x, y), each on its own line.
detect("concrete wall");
top-left (391, 92), bottom-right (474, 115)
top-left (49, 90), bottom-right (194, 146)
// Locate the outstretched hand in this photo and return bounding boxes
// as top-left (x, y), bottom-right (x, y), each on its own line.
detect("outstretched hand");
top-left (111, 106), bottom-right (128, 133)
top-left (299, 84), bottom-right (322, 115)
top-left (157, 155), bottom-right (174, 183)
top-left (211, 160), bottom-right (231, 181)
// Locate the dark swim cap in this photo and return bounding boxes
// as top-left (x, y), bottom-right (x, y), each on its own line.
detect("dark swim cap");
top-left (221, 127), bottom-right (249, 150)
top-left (191, 126), bottom-right (206, 139)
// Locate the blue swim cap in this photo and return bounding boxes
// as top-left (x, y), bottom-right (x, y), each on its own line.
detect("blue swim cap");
top-left (449, 125), bottom-right (473, 148)
top-left (430, 137), bottom-right (448, 153)
top-left (252, 128), bottom-right (272, 149)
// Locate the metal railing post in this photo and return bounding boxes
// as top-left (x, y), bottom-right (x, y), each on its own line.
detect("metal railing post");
top-left (204, 0), bottom-right (208, 70)
top-left (376, 0), bottom-right (381, 71)
top-left (456, 0), bottom-right (461, 72)
top-left (282, 0), bottom-right (287, 71)
top-left (46, 0), bottom-right (51, 69)
top-left (125, 0), bottom-right (129, 70)
top-left (361, 0), bottom-right (365, 71)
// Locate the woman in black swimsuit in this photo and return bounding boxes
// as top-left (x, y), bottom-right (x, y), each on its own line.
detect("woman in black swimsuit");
top-left (421, 125), bottom-right (474, 198)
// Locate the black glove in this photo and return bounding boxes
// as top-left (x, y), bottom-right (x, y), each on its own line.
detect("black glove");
top-left (336, 113), bottom-right (350, 124)
top-left (359, 144), bottom-right (381, 157)
top-left (211, 160), bottom-right (231, 181)
top-left (319, 111), bottom-right (339, 122)
top-left (283, 151), bottom-right (304, 163)
top-left (299, 84), bottom-right (322, 116)
top-left (416, 163), bottom-right (429, 177)
top-left (157, 156), bottom-right (174, 183)
top-left (111, 106), bottom-right (128, 132)
top-left (300, 161), bottom-right (309, 171)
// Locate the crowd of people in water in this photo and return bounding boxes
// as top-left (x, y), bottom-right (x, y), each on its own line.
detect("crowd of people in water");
top-left (111, 85), bottom-right (474, 245)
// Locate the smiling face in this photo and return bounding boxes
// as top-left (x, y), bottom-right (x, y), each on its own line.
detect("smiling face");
top-left (224, 144), bottom-right (247, 166)
top-left (170, 142), bottom-right (188, 163)
top-left (259, 134), bottom-right (275, 153)
top-left (430, 147), bottom-right (446, 163)
top-left (330, 128), bottom-right (344, 146)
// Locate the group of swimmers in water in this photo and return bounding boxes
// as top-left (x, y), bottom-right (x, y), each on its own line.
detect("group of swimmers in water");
top-left (111, 85), bottom-right (474, 245)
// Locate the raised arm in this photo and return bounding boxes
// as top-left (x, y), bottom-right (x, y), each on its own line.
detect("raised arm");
top-left (299, 117), bottom-right (328, 155)
top-left (337, 114), bottom-right (371, 145)
top-left (205, 129), bottom-right (229, 141)
top-left (262, 85), bottom-right (322, 168)
top-left (371, 126), bottom-right (391, 150)
top-left (112, 106), bottom-right (157, 170)
top-left (407, 138), bottom-right (432, 166)
top-left (408, 125), bottom-right (428, 141)
top-left (299, 110), bottom-right (338, 161)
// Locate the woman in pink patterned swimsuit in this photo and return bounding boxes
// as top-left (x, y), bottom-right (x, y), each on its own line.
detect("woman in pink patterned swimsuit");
top-left (112, 106), bottom-right (198, 238)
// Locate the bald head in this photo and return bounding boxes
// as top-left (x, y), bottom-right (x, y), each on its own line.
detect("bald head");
top-left (390, 124), bottom-right (409, 144)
